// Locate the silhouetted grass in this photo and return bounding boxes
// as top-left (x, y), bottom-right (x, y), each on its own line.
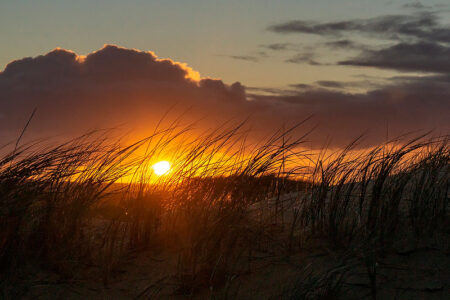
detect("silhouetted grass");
top-left (0, 123), bottom-right (448, 299)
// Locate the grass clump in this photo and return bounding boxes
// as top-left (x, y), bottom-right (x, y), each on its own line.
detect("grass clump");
top-left (0, 123), bottom-right (448, 299)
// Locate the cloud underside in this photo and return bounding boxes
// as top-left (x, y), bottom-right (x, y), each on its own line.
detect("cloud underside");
top-left (0, 45), bottom-right (448, 148)
top-left (268, 10), bottom-right (450, 73)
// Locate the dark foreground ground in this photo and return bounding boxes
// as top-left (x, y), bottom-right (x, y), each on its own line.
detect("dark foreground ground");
top-left (11, 218), bottom-right (450, 300)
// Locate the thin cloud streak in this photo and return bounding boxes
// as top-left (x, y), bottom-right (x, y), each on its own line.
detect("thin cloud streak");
top-left (268, 12), bottom-right (450, 44)
top-left (339, 41), bottom-right (450, 73)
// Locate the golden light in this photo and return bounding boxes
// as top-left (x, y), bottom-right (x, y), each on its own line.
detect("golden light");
top-left (152, 160), bottom-right (171, 176)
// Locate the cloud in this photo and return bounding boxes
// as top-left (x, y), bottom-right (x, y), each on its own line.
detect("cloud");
top-left (402, 1), bottom-right (429, 10)
top-left (324, 39), bottom-right (365, 50)
top-left (268, 10), bottom-right (450, 75)
top-left (220, 51), bottom-right (269, 63)
top-left (246, 86), bottom-right (293, 95)
top-left (268, 12), bottom-right (450, 44)
top-left (285, 52), bottom-right (322, 65)
top-left (0, 45), bottom-right (247, 142)
top-left (261, 43), bottom-right (295, 51)
top-left (251, 75), bottom-right (450, 146)
top-left (315, 81), bottom-right (347, 89)
top-left (288, 83), bottom-right (313, 90)
top-left (314, 79), bottom-right (382, 90)
top-left (225, 55), bottom-right (260, 62)
top-left (339, 41), bottom-right (450, 73)
top-left (0, 45), bottom-right (448, 149)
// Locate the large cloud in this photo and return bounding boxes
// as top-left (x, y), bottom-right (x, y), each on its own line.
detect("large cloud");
top-left (0, 45), bottom-right (448, 149)
top-left (0, 45), bottom-right (247, 142)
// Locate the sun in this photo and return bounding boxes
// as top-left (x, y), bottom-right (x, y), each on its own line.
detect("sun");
top-left (152, 160), bottom-right (171, 176)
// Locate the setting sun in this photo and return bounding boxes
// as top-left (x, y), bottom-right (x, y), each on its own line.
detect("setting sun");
top-left (152, 160), bottom-right (171, 176)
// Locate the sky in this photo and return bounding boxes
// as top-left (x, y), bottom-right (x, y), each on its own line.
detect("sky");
top-left (0, 0), bottom-right (449, 148)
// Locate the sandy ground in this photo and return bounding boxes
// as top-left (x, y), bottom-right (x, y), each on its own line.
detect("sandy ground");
top-left (6, 192), bottom-right (450, 299)
top-left (13, 231), bottom-right (448, 300)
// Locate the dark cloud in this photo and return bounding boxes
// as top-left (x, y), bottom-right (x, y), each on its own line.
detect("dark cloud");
top-left (339, 41), bottom-right (450, 73)
top-left (0, 45), bottom-right (247, 142)
top-left (221, 50), bottom-right (269, 63)
top-left (225, 55), bottom-right (260, 63)
top-left (316, 81), bottom-right (347, 89)
top-left (261, 43), bottom-right (295, 51)
top-left (268, 12), bottom-right (450, 44)
top-left (285, 52), bottom-right (322, 65)
top-left (246, 87), bottom-right (293, 95)
top-left (0, 45), bottom-right (448, 149)
top-left (252, 75), bottom-right (450, 146)
top-left (288, 79), bottom-right (383, 91)
top-left (289, 83), bottom-right (313, 90)
top-left (324, 39), bottom-right (365, 50)
top-left (269, 10), bottom-right (450, 74)
top-left (402, 2), bottom-right (428, 10)
top-left (314, 79), bottom-right (382, 90)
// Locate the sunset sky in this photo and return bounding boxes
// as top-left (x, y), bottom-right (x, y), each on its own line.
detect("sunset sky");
top-left (0, 0), bottom-right (449, 148)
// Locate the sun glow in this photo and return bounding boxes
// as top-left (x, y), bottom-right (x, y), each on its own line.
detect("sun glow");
top-left (152, 160), bottom-right (171, 176)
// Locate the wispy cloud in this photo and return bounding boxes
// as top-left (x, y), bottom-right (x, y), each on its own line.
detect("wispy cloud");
top-left (260, 43), bottom-right (296, 51)
top-left (339, 41), bottom-right (450, 73)
top-left (285, 52), bottom-right (322, 65)
top-left (323, 39), bottom-right (366, 50)
top-left (402, 1), bottom-right (429, 10)
top-left (268, 9), bottom-right (450, 74)
top-left (225, 55), bottom-right (260, 63)
top-left (268, 12), bottom-right (450, 44)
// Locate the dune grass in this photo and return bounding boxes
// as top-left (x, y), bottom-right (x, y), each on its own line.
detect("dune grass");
top-left (0, 124), bottom-right (448, 299)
